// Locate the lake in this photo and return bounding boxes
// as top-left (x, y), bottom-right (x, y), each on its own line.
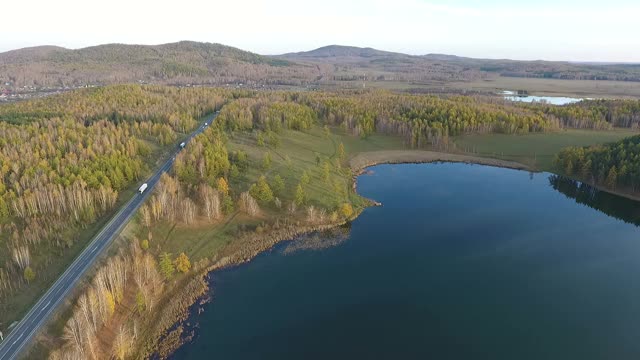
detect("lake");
top-left (502, 91), bottom-right (584, 105)
top-left (172, 163), bottom-right (640, 360)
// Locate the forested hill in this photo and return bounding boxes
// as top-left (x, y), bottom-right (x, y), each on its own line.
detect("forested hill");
top-left (279, 45), bottom-right (640, 82)
top-left (0, 41), bottom-right (317, 88)
top-left (4, 42), bottom-right (640, 92)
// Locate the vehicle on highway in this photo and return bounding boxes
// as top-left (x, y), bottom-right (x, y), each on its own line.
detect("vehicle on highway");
top-left (138, 183), bottom-right (148, 193)
top-left (204, 122), bottom-right (208, 126)
top-left (179, 141), bottom-right (186, 149)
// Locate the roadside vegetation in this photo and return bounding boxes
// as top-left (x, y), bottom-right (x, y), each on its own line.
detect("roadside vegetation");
top-left (0, 85), bottom-right (230, 330)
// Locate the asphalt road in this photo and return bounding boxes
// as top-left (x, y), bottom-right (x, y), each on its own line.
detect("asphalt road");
top-left (0, 113), bottom-right (217, 360)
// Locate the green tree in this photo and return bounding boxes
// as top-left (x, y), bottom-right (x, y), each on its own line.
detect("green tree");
top-left (337, 142), bottom-right (345, 160)
top-left (159, 252), bottom-right (175, 280)
top-left (322, 162), bottom-right (331, 182)
top-left (256, 131), bottom-right (265, 147)
top-left (222, 195), bottom-right (234, 214)
top-left (295, 183), bottom-right (306, 206)
top-left (24, 267), bottom-right (36, 283)
top-left (271, 174), bottom-right (285, 195)
top-left (262, 152), bottom-right (272, 170)
top-left (606, 166), bottom-right (618, 189)
top-left (141, 239), bottom-right (149, 250)
top-left (230, 164), bottom-right (240, 180)
top-left (300, 170), bottom-right (310, 185)
top-left (136, 291), bottom-right (146, 313)
top-left (250, 176), bottom-right (274, 203)
top-left (323, 125), bottom-right (331, 138)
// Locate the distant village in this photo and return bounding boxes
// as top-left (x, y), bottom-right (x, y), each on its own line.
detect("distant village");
top-left (0, 82), bottom-right (100, 102)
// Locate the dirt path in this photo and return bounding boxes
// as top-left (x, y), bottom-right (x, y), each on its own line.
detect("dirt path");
top-left (349, 150), bottom-right (533, 173)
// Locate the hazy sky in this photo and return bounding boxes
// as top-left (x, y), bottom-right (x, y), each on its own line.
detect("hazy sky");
top-left (3, 0), bottom-right (639, 61)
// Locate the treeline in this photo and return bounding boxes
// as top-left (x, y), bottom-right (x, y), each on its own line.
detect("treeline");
top-left (298, 91), bottom-right (560, 146)
top-left (214, 96), bottom-right (316, 133)
top-left (49, 240), bottom-right (195, 359)
top-left (554, 135), bottom-right (640, 192)
top-left (522, 99), bottom-right (640, 130)
top-left (0, 85), bottom-right (228, 128)
top-left (0, 85), bottom-right (233, 310)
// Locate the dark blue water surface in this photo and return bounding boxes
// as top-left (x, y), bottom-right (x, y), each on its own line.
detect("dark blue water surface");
top-left (173, 163), bottom-right (640, 360)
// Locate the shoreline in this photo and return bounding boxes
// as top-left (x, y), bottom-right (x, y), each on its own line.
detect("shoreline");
top-left (153, 150), bottom-right (640, 358)
top-left (151, 150), bottom-right (533, 358)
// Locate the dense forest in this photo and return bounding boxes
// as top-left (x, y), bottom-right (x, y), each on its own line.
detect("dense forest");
top-left (300, 92), bottom-right (560, 146)
top-left (0, 85), bottom-right (231, 316)
top-left (554, 135), bottom-right (640, 192)
top-left (522, 99), bottom-right (640, 130)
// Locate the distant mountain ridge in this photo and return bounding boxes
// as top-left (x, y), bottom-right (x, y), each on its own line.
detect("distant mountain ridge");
top-left (283, 45), bottom-right (409, 59)
top-left (2, 42), bottom-right (640, 91)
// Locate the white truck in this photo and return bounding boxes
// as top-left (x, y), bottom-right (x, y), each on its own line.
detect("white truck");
top-left (179, 141), bottom-right (186, 149)
top-left (138, 183), bottom-right (148, 194)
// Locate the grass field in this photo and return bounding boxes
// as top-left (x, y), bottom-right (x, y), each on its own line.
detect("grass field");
top-left (453, 128), bottom-right (639, 171)
top-left (325, 76), bottom-right (640, 99)
top-left (140, 125), bottom-right (408, 263)
top-left (136, 126), bottom-right (640, 264)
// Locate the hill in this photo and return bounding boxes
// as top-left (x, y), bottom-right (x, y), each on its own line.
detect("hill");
top-left (278, 45), bottom-right (640, 83)
top-left (3, 42), bottom-right (640, 99)
top-left (283, 45), bottom-right (408, 59)
top-left (0, 41), bottom-right (316, 88)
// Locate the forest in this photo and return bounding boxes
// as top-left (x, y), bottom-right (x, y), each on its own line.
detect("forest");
top-left (521, 99), bottom-right (640, 130)
top-left (2, 85), bottom-right (640, 359)
top-left (553, 135), bottom-right (640, 192)
top-left (0, 85), bottom-right (231, 324)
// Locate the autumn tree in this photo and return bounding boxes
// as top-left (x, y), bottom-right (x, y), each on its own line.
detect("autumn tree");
top-left (217, 177), bottom-right (229, 196)
top-left (174, 253), bottom-right (192, 273)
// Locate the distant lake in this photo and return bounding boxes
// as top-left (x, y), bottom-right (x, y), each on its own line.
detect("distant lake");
top-left (173, 163), bottom-right (640, 360)
top-left (502, 91), bottom-right (584, 105)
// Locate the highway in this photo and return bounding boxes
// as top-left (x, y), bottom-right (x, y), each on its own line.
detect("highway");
top-left (0, 113), bottom-right (217, 360)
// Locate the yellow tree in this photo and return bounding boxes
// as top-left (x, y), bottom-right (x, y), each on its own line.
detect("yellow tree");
top-left (217, 177), bottom-right (229, 196)
top-left (174, 253), bottom-right (191, 273)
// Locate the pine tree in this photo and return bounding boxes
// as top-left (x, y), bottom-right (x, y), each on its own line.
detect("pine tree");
top-left (295, 183), bottom-right (306, 206)
top-left (250, 176), bottom-right (274, 203)
top-left (159, 253), bottom-right (175, 280)
top-left (271, 174), bottom-right (285, 195)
